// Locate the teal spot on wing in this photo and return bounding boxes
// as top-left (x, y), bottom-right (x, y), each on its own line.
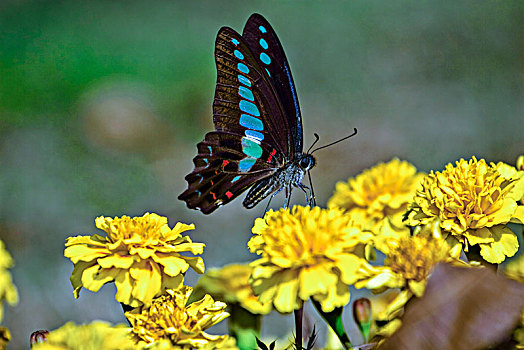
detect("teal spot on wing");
top-left (245, 129), bottom-right (264, 142)
top-left (238, 158), bottom-right (256, 172)
top-left (207, 146), bottom-right (212, 155)
top-left (232, 175), bottom-right (241, 182)
top-left (242, 137), bottom-right (263, 158)
top-left (239, 114), bottom-right (263, 131)
top-left (259, 25), bottom-right (267, 33)
top-left (238, 86), bottom-right (254, 101)
top-left (234, 50), bottom-right (244, 60)
top-left (238, 75), bottom-right (251, 87)
top-left (260, 53), bottom-right (271, 65)
top-left (237, 63), bottom-right (249, 74)
top-left (259, 38), bottom-right (268, 49)
top-left (239, 100), bottom-right (260, 116)
top-left (231, 38), bottom-right (239, 45)
top-left (265, 68), bottom-right (271, 77)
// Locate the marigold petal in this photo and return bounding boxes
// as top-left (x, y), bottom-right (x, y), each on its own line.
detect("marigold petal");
top-left (511, 205), bottom-right (524, 224)
top-left (184, 256), bottom-right (205, 274)
top-left (97, 255), bottom-right (134, 269)
top-left (70, 260), bottom-right (96, 298)
top-left (272, 270), bottom-right (300, 313)
top-left (64, 244), bottom-right (109, 264)
top-left (479, 225), bottom-right (519, 264)
top-left (114, 271), bottom-right (135, 306)
top-left (465, 228), bottom-right (494, 245)
top-left (83, 267), bottom-right (120, 294)
top-left (130, 261), bottom-right (162, 305)
top-left (313, 280), bottom-right (350, 312)
top-left (335, 254), bottom-right (364, 284)
top-left (298, 265), bottom-right (336, 300)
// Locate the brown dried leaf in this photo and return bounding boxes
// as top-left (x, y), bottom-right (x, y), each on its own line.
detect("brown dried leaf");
top-left (379, 263), bottom-right (524, 350)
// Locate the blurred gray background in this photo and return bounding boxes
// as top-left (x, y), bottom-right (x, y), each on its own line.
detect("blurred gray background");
top-left (0, 0), bottom-right (522, 348)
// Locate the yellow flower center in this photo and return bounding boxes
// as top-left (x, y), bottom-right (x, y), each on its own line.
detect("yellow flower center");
top-left (252, 206), bottom-right (359, 265)
top-left (97, 213), bottom-right (168, 242)
top-left (386, 235), bottom-right (448, 282)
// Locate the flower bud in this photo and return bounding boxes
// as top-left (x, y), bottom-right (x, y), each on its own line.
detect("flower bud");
top-left (30, 330), bottom-right (49, 347)
top-left (353, 298), bottom-right (372, 341)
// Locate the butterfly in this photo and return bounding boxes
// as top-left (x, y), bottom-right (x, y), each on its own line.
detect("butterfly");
top-left (179, 14), bottom-right (355, 214)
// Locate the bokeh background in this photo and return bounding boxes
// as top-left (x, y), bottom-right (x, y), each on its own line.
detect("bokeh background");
top-left (1, 0), bottom-right (522, 348)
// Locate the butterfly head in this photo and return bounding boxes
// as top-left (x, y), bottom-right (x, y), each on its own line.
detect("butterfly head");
top-left (298, 153), bottom-right (316, 171)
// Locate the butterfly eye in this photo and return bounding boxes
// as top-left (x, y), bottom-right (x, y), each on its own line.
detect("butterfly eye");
top-left (299, 156), bottom-right (315, 170)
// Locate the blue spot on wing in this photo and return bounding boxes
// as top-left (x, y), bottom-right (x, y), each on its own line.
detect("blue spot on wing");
top-left (265, 68), bottom-right (271, 77)
top-left (231, 38), bottom-right (239, 45)
top-left (237, 63), bottom-right (249, 74)
top-left (234, 50), bottom-right (244, 60)
top-left (239, 114), bottom-right (263, 131)
top-left (259, 25), bottom-right (267, 33)
top-left (238, 75), bottom-right (251, 87)
top-left (260, 53), bottom-right (271, 65)
top-left (259, 38), bottom-right (268, 49)
top-left (245, 129), bottom-right (264, 142)
top-left (242, 137), bottom-right (263, 158)
top-left (232, 175), bottom-right (241, 182)
top-left (238, 86), bottom-right (254, 101)
top-left (238, 157), bottom-right (257, 172)
top-left (239, 100), bottom-right (260, 117)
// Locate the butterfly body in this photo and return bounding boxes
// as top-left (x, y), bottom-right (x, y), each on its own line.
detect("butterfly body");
top-left (179, 14), bottom-right (314, 214)
top-left (243, 153), bottom-right (315, 208)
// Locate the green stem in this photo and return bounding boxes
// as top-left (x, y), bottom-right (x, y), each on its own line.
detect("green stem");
top-left (311, 299), bottom-right (352, 349)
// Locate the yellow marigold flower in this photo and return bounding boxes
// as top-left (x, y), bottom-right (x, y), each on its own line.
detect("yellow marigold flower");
top-left (31, 321), bottom-right (133, 350)
top-left (65, 213), bottom-right (205, 307)
top-left (126, 286), bottom-right (231, 349)
top-left (406, 157), bottom-right (524, 264)
top-left (191, 263), bottom-right (272, 315)
top-left (0, 240), bottom-right (18, 323)
top-left (355, 235), bottom-right (459, 319)
top-left (248, 206), bottom-right (374, 313)
top-left (328, 158), bottom-right (425, 235)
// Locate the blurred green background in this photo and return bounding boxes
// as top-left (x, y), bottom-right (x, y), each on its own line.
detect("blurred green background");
top-left (0, 0), bottom-right (522, 348)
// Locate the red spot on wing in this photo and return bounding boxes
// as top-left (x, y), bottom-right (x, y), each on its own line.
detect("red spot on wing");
top-left (225, 191), bottom-right (233, 199)
top-left (210, 191), bottom-right (217, 200)
top-left (222, 160), bottom-right (230, 169)
top-left (267, 148), bottom-right (277, 163)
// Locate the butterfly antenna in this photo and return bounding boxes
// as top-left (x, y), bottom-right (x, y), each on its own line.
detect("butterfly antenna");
top-left (306, 133), bottom-right (321, 154)
top-left (310, 128), bottom-right (357, 154)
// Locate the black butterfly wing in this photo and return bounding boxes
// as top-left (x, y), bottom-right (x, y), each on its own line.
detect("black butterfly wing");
top-left (242, 13), bottom-right (303, 155)
top-left (179, 24), bottom-right (292, 213)
top-left (213, 26), bottom-right (294, 157)
top-left (179, 131), bottom-right (284, 214)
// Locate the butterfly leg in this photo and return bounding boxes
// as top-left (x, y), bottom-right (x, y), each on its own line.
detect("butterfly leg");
top-left (264, 187), bottom-right (285, 213)
top-left (296, 183), bottom-right (312, 206)
top-left (284, 185), bottom-right (293, 208)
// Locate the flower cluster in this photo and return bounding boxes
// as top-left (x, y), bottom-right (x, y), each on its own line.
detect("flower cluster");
top-left (126, 286), bottom-right (232, 349)
top-left (407, 157), bottom-right (524, 263)
top-left (328, 158), bottom-right (425, 235)
top-left (248, 206), bottom-right (373, 313)
top-left (65, 213), bottom-right (205, 307)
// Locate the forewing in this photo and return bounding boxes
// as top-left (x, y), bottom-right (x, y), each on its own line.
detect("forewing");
top-left (213, 26), bottom-right (294, 158)
top-left (242, 13), bottom-right (303, 154)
